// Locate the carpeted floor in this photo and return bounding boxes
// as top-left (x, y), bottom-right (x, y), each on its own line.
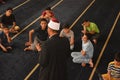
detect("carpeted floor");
top-left (0, 0), bottom-right (120, 80)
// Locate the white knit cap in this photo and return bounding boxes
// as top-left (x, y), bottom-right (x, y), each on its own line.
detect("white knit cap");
top-left (48, 20), bottom-right (60, 30)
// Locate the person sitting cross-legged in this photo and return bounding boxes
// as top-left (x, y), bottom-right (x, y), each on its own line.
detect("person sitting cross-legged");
top-left (0, 27), bottom-right (12, 52)
top-left (102, 52), bottom-right (120, 80)
top-left (0, 8), bottom-right (20, 33)
top-left (71, 34), bottom-right (94, 67)
top-left (24, 18), bottom-right (48, 51)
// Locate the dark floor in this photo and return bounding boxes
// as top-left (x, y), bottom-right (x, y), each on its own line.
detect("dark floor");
top-left (0, 0), bottom-right (120, 80)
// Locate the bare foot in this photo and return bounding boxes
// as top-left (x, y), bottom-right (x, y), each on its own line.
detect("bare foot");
top-left (93, 39), bottom-right (97, 44)
top-left (89, 59), bottom-right (94, 68)
top-left (6, 46), bottom-right (12, 50)
top-left (25, 42), bottom-right (31, 46)
top-left (24, 48), bottom-right (29, 51)
top-left (3, 48), bottom-right (7, 52)
top-left (24, 46), bottom-right (32, 51)
top-left (2, 48), bottom-right (8, 53)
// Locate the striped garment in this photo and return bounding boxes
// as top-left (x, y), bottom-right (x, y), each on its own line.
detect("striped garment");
top-left (107, 61), bottom-right (120, 78)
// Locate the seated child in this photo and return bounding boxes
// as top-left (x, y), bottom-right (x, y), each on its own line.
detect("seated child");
top-left (0, 8), bottom-right (20, 33)
top-left (0, 27), bottom-right (12, 52)
top-left (40, 7), bottom-right (55, 20)
top-left (102, 52), bottom-right (120, 80)
top-left (24, 18), bottom-right (48, 51)
top-left (71, 34), bottom-right (94, 67)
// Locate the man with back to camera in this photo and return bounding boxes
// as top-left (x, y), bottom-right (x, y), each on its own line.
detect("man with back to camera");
top-left (36, 19), bottom-right (70, 80)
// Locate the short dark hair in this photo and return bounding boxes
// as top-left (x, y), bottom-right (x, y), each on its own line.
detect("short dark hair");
top-left (62, 24), bottom-right (70, 29)
top-left (45, 7), bottom-right (51, 10)
top-left (40, 18), bottom-right (48, 23)
top-left (81, 34), bottom-right (90, 40)
top-left (6, 7), bottom-right (13, 11)
top-left (82, 20), bottom-right (89, 24)
top-left (115, 52), bottom-right (120, 62)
